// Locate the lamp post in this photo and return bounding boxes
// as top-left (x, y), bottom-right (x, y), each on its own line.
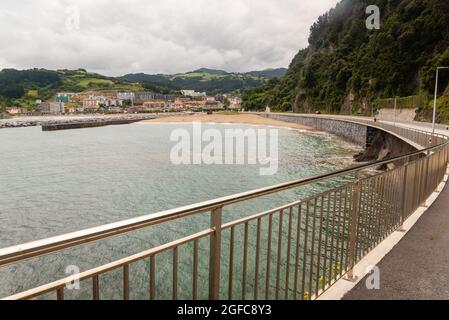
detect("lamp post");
top-left (433, 67), bottom-right (449, 134)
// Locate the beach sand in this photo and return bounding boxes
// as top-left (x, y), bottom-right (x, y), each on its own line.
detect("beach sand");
top-left (142, 113), bottom-right (313, 130)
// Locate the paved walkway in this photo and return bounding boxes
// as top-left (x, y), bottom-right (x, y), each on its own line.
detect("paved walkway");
top-left (344, 168), bottom-right (449, 300)
top-left (341, 118), bottom-right (449, 299)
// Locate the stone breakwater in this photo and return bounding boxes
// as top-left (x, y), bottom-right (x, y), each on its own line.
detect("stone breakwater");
top-left (0, 114), bottom-right (191, 129)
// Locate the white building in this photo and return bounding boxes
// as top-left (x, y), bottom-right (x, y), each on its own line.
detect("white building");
top-left (181, 90), bottom-right (206, 98)
top-left (40, 102), bottom-right (65, 115)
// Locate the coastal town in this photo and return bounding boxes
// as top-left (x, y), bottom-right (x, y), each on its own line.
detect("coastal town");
top-left (3, 89), bottom-right (243, 116)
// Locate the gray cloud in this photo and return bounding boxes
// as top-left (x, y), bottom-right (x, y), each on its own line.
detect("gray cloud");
top-left (0, 0), bottom-right (339, 76)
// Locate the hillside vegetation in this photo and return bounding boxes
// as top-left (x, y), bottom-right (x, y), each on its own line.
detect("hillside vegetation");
top-left (0, 69), bottom-right (143, 111)
top-left (242, 0), bottom-right (449, 122)
top-left (0, 67), bottom-right (286, 112)
top-left (120, 68), bottom-right (287, 95)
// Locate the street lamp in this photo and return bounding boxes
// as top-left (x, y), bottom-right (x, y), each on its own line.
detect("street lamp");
top-left (432, 67), bottom-right (449, 134)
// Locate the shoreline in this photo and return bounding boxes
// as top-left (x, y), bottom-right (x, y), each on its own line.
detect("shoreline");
top-left (142, 113), bottom-right (314, 131)
top-left (0, 113), bottom-right (314, 131)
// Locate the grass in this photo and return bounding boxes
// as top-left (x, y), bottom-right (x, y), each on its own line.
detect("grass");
top-left (79, 78), bottom-right (114, 88)
top-left (26, 90), bottom-right (39, 98)
top-left (172, 72), bottom-right (226, 80)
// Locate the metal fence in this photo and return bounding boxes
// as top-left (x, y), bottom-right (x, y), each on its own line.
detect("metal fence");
top-left (1, 119), bottom-right (448, 300)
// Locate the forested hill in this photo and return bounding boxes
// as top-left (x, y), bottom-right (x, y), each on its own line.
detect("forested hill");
top-left (242, 0), bottom-right (449, 116)
top-left (0, 67), bottom-right (287, 111)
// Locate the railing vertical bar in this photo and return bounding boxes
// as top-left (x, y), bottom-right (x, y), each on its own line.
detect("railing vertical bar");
top-left (254, 218), bottom-right (261, 300)
top-left (322, 192), bottom-right (331, 291)
top-left (300, 200), bottom-right (310, 300)
top-left (308, 198), bottom-right (318, 298)
top-left (92, 275), bottom-right (100, 300)
top-left (328, 192), bottom-right (337, 285)
top-left (265, 214), bottom-right (273, 300)
top-left (346, 180), bottom-right (361, 281)
top-left (340, 186), bottom-right (349, 274)
top-left (228, 227), bottom-right (235, 300)
top-left (150, 255), bottom-right (156, 300)
top-left (334, 190), bottom-right (342, 277)
top-left (193, 239), bottom-right (198, 300)
top-left (365, 178), bottom-right (375, 250)
top-left (364, 178), bottom-right (375, 251)
top-left (56, 288), bottom-right (64, 301)
top-left (123, 264), bottom-right (129, 300)
top-left (209, 207), bottom-right (222, 300)
top-left (315, 194), bottom-right (325, 296)
top-left (173, 247), bottom-right (178, 300)
top-left (370, 177), bottom-right (377, 246)
top-left (293, 204), bottom-right (302, 300)
top-left (242, 222), bottom-right (249, 300)
top-left (275, 210), bottom-right (284, 300)
top-left (284, 207), bottom-right (293, 300)
top-left (378, 175), bottom-right (386, 239)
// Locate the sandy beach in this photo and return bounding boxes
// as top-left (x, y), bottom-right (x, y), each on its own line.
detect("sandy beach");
top-left (142, 113), bottom-right (313, 130)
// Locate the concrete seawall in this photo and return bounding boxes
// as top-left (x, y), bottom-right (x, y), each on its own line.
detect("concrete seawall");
top-left (262, 113), bottom-right (368, 146)
top-left (262, 113), bottom-right (419, 167)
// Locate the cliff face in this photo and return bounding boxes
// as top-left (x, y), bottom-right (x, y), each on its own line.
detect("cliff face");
top-left (242, 0), bottom-right (449, 114)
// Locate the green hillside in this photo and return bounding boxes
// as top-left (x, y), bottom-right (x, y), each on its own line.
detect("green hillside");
top-left (120, 68), bottom-right (287, 95)
top-left (0, 68), bottom-right (143, 111)
top-left (0, 67), bottom-right (287, 112)
top-left (242, 0), bottom-right (449, 122)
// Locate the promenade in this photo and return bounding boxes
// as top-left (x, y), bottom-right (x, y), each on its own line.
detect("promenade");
top-left (344, 119), bottom-right (449, 300)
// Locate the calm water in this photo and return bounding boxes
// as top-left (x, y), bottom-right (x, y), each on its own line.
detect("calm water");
top-left (0, 122), bottom-right (360, 299)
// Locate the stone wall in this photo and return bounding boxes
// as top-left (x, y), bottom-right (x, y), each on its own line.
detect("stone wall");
top-left (261, 113), bottom-right (419, 168)
top-left (262, 113), bottom-right (367, 146)
top-left (377, 108), bottom-right (417, 122)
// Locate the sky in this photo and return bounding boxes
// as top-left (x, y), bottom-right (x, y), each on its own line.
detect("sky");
top-left (0, 0), bottom-right (340, 76)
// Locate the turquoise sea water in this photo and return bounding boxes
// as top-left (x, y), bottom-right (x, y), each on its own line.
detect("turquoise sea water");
top-left (0, 122), bottom-right (360, 299)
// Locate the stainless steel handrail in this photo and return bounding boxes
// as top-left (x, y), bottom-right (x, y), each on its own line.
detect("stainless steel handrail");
top-left (0, 118), bottom-right (447, 268)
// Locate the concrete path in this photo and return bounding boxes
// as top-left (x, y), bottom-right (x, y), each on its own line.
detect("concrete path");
top-left (342, 118), bottom-right (449, 299)
top-left (282, 115), bottom-right (449, 299)
top-left (343, 168), bottom-right (449, 300)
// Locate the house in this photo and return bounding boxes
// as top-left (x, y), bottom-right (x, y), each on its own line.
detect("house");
top-left (117, 92), bottom-right (135, 100)
top-left (56, 93), bottom-right (75, 103)
top-left (40, 102), bottom-right (65, 115)
top-left (228, 96), bottom-right (242, 109)
top-left (82, 95), bottom-right (106, 109)
top-left (5, 106), bottom-right (27, 115)
top-left (181, 90), bottom-right (206, 98)
top-left (143, 101), bottom-right (171, 109)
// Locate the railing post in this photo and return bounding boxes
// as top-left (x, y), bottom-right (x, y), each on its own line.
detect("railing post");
top-left (399, 162), bottom-right (409, 232)
top-left (209, 206), bottom-right (222, 300)
top-left (345, 179), bottom-right (361, 282)
top-left (422, 154), bottom-right (430, 206)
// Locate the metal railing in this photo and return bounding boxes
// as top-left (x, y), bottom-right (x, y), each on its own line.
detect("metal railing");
top-left (1, 118), bottom-right (448, 300)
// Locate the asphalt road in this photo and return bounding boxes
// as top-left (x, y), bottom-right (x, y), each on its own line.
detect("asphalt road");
top-left (343, 179), bottom-right (449, 300)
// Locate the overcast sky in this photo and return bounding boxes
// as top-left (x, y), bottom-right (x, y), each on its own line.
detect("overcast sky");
top-left (0, 0), bottom-right (339, 76)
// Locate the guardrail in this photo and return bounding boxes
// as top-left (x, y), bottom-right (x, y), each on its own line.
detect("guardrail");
top-left (1, 118), bottom-right (448, 300)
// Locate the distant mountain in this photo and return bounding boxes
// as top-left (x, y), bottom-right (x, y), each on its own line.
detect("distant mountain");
top-left (120, 67), bottom-right (287, 95)
top-left (191, 68), bottom-right (228, 75)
